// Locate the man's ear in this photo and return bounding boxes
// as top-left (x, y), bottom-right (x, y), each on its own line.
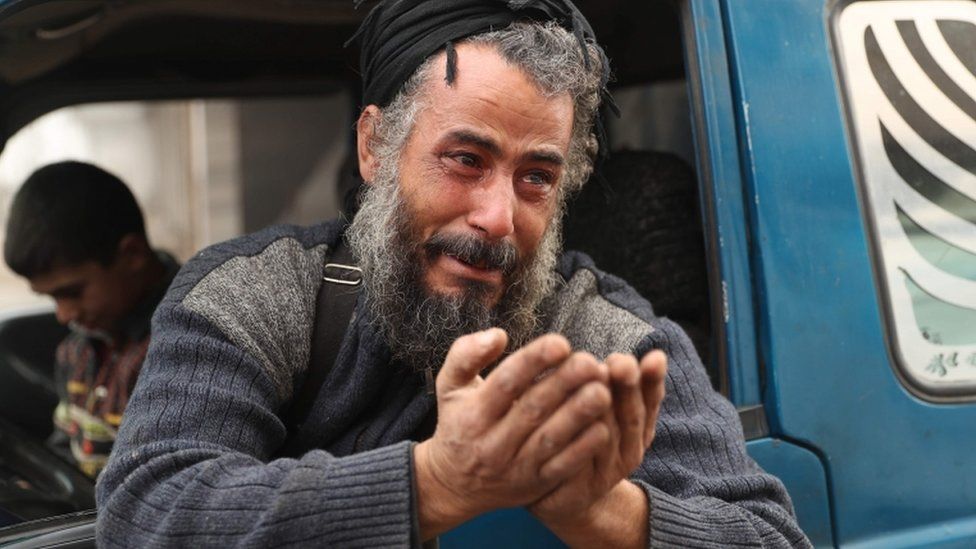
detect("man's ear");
top-left (357, 105), bottom-right (382, 185)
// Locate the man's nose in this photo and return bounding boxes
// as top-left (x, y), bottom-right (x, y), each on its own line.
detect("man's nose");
top-left (54, 300), bottom-right (80, 325)
top-left (466, 176), bottom-right (516, 240)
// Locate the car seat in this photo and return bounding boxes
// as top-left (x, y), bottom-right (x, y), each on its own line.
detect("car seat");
top-left (0, 309), bottom-right (67, 441)
top-left (563, 150), bottom-right (714, 382)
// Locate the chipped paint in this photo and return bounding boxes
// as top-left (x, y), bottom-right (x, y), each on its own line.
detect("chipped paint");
top-left (722, 280), bottom-right (730, 323)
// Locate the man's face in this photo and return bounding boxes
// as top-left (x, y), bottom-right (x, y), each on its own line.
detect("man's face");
top-left (29, 255), bottom-right (141, 336)
top-left (383, 43), bottom-right (574, 306)
top-left (349, 43), bottom-right (575, 371)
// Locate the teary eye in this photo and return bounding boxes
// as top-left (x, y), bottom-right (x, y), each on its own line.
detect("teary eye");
top-left (523, 171), bottom-right (554, 186)
top-left (451, 152), bottom-right (480, 168)
top-left (443, 151), bottom-right (484, 177)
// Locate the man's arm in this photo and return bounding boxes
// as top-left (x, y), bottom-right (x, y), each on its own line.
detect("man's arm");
top-left (530, 319), bottom-right (811, 548)
top-left (529, 255), bottom-right (810, 548)
top-left (97, 226), bottom-right (431, 547)
top-left (630, 319), bottom-right (810, 547)
top-left (96, 300), bottom-right (420, 547)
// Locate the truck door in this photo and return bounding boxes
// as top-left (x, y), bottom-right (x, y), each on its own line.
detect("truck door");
top-left (716, 0), bottom-right (976, 546)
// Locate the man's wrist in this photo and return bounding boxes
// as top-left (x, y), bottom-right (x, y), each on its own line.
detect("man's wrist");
top-left (412, 440), bottom-right (475, 541)
top-left (541, 480), bottom-right (649, 549)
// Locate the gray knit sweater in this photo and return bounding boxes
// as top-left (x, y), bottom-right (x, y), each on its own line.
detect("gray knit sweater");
top-left (95, 221), bottom-right (811, 548)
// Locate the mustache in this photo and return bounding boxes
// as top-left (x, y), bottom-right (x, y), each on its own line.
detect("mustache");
top-left (424, 232), bottom-right (519, 274)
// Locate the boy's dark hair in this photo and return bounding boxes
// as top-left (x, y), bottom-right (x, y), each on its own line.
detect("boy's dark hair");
top-left (4, 161), bottom-right (147, 278)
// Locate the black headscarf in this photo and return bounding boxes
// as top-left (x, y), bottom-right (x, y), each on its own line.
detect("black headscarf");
top-left (347, 0), bottom-right (617, 166)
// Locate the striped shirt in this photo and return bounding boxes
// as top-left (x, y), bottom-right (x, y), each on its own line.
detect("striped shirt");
top-left (52, 252), bottom-right (179, 477)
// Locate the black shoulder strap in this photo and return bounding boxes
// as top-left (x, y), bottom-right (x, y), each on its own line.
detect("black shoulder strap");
top-left (283, 239), bottom-right (361, 436)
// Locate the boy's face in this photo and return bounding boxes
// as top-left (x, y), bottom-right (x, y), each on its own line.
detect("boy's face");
top-left (29, 248), bottom-right (146, 337)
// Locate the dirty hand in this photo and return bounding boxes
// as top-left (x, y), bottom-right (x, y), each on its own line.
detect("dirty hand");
top-left (528, 350), bottom-right (667, 540)
top-left (414, 328), bottom-right (613, 539)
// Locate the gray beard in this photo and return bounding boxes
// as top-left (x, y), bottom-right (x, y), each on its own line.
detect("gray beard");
top-left (346, 169), bottom-right (562, 375)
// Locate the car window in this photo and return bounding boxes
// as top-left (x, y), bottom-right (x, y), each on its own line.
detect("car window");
top-left (0, 94), bottom-right (352, 309)
top-left (835, 0), bottom-right (976, 398)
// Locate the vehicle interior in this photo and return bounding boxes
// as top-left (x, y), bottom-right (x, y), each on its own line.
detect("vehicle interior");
top-left (0, 0), bottom-right (713, 540)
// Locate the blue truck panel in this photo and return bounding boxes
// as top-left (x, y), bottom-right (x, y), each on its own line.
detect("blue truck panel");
top-left (685, 0), bottom-right (764, 407)
top-left (723, 0), bottom-right (976, 545)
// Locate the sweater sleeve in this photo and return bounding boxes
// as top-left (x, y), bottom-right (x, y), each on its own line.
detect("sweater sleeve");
top-left (547, 252), bottom-right (810, 548)
top-left (631, 320), bottom-right (812, 548)
top-left (95, 228), bottom-right (419, 548)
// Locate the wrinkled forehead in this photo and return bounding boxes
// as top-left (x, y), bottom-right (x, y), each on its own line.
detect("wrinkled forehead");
top-left (416, 44), bottom-right (575, 155)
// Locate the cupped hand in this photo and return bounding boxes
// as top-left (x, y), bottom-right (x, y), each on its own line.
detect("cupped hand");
top-left (529, 349), bottom-right (667, 528)
top-left (414, 329), bottom-right (615, 538)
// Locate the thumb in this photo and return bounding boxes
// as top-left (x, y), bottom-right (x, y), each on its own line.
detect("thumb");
top-left (437, 328), bottom-right (508, 393)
